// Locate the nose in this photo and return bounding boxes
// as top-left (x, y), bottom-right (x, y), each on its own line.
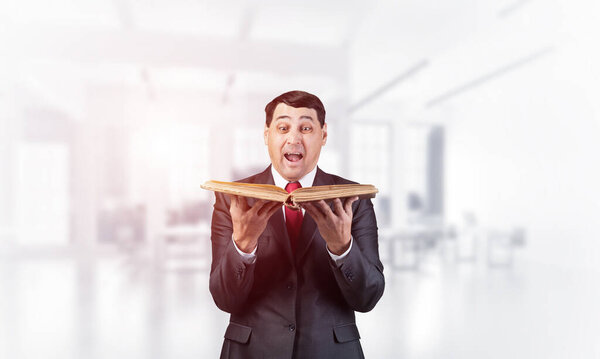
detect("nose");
top-left (286, 129), bottom-right (302, 144)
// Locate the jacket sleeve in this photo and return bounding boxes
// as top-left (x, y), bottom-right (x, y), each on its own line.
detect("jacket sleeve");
top-left (329, 198), bottom-right (385, 312)
top-left (208, 192), bottom-right (256, 314)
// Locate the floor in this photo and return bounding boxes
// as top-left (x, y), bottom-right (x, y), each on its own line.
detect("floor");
top-left (1, 249), bottom-right (599, 359)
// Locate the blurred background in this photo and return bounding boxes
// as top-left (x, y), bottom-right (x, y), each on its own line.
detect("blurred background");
top-left (1, 0), bottom-right (600, 358)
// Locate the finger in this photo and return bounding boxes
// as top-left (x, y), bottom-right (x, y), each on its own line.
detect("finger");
top-left (229, 195), bottom-right (239, 210)
top-left (248, 199), bottom-right (267, 215)
top-left (302, 202), bottom-right (322, 221)
top-left (259, 201), bottom-right (282, 217)
top-left (332, 198), bottom-right (344, 217)
top-left (237, 195), bottom-right (251, 211)
top-left (314, 200), bottom-right (334, 220)
top-left (251, 199), bottom-right (267, 209)
top-left (252, 199), bottom-right (267, 215)
top-left (267, 202), bottom-right (283, 217)
top-left (344, 196), bottom-right (359, 216)
top-left (264, 200), bottom-right (281, 210)
top-left (302, 202), bottom-right (320, 216)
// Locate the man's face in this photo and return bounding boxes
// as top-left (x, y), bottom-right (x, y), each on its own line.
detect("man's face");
top-left (264, 103), bottom-right (327, 182)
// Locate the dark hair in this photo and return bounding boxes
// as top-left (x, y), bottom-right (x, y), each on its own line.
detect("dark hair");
top-left (264, 90), bottom-right (326, 128)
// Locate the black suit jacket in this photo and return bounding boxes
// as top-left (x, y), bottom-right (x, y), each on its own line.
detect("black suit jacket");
top-left (209, 166), bottom-right (385, 359)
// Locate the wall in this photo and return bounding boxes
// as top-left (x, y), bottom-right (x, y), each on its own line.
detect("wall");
top-left (445, 41), bottom-right (600, 272)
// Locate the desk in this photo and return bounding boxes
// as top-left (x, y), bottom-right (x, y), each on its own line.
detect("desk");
top-left (155, 223), bottom-right (211, 271)
top-left (380, 225), bottom-right (445, 270)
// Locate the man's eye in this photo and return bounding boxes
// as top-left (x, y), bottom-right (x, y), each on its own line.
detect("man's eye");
top-left (302, 126), bottom-right (312, 132)
top-left (278, 126), bottom-right (288, 132)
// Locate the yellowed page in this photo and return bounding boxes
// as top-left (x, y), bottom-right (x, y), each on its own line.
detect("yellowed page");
top-left (201, 180), bottom-right (288, 202)
top-left (290, 184), bottom-right (378, 204)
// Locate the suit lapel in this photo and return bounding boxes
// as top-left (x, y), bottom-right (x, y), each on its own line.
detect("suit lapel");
top-left (253, 166), bottom-right (294, 264)
top-left (295, 167), bottom-right (334, 264)
top-left (266, 206), bottom-right (294, 264)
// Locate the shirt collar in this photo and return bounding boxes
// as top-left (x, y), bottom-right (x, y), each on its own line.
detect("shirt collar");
top-left (271, 165), bottom-right (318, 189)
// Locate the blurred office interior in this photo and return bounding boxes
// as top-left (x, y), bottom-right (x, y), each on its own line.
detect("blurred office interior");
top-left (1, 0), bottom-right (600, 358)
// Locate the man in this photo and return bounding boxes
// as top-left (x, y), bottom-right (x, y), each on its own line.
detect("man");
top-left (209, 90), bottom-right (385, 359)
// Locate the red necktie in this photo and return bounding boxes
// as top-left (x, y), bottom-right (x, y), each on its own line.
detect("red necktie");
top-left (285, 182), bottom-right (303, 253)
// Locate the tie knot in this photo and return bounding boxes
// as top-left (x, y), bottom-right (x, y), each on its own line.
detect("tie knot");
top-left (285, 182), bottom-right (301, 193)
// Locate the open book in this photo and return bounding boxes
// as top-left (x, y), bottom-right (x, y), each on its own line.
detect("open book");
top-left (201, 180), bottom-right (378, 209)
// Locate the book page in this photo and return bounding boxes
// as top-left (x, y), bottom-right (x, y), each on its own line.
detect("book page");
top-left (291, 184), bottom-right (378, 203)
top-left (201, 180), bottom-right (288, 202)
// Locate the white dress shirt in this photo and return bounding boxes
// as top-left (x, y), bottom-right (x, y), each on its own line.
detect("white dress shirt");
top-left (232, 166), bottom-right (353, 266)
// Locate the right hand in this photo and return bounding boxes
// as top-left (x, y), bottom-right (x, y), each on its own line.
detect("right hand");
top-left (230, 195), bottom-right (282, 253)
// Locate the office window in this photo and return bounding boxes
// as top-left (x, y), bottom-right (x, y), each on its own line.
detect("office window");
top-left (404, 125), bottom-right (429, 209)
top-left (349, 123), bottom-right (391, 195)
top-left (403, 124), bottom-right (445, 218)
top-left (233, 127), bottom-right (269, 177)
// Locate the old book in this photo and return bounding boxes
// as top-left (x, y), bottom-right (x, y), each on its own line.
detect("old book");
top-left (201, 180), bottom-right (378, 209)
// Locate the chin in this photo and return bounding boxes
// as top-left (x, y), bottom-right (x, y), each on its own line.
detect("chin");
top-left (279, 166), bottom-right (304, 181)
top-left (282, 170), bottom-right (303, 181)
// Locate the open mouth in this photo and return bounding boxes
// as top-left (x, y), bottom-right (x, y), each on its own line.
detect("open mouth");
top-left (284, 152), bottom-right (304, 162)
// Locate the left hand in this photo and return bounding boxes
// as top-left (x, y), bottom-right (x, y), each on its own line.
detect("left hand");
top-left (302, 196), bottom-right (359, 255)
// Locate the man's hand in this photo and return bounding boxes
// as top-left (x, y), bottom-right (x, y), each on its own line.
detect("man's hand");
top-left (230, 195), bottom-right (282, 253)
top-left (302, 196), bottom-right (359, 255)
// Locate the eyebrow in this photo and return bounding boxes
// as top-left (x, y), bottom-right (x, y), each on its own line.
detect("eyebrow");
top-left (274, 115), bottom-right (315, 122)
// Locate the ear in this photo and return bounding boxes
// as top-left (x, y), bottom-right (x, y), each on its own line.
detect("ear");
top-left (321, 123), bottom-right (328, 146)
top-left (264, 124), bottom-right (269, 145)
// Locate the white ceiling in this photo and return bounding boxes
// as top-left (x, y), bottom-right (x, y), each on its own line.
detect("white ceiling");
top-left (1, 0), bottom-right (591, 117)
